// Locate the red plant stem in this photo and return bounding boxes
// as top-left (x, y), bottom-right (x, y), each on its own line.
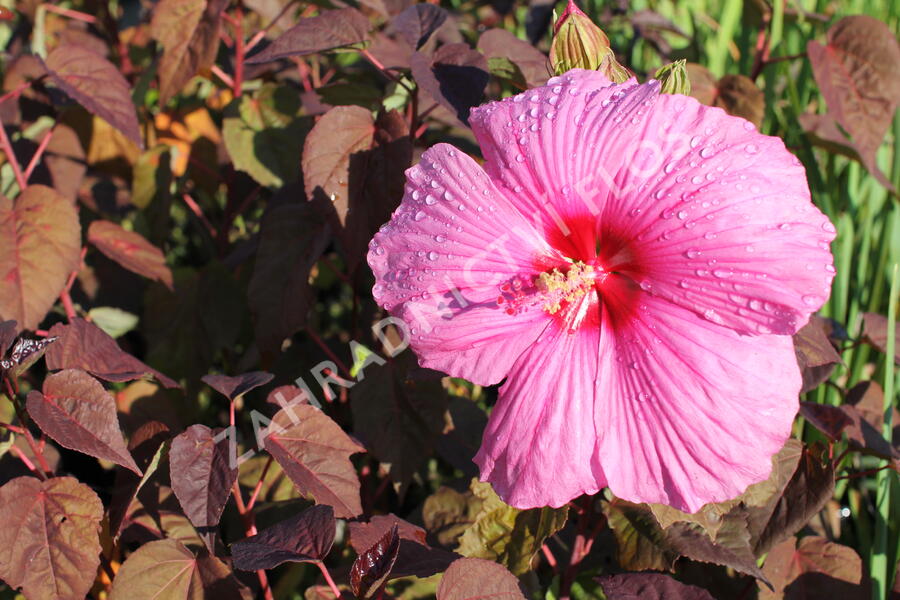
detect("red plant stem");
top-left (541, 544), bottom-right (558, 571)
top-left (293, 57), bottom-right (314, 92)
top-left (0, 78), bottom-right (34, 105)
top-left (319, 254), bottom-right (351, 286)
top-left (232, 8), bottom-right (245, 97)
top-left (23, 126), bottom-right (54, 182)
top-left (245, 30), bottom-right (266, 53)
top-left (59, 246), bottom-right (86, 323)
top-left (42, 3), bottom-right (97, 23)
top-left (211, 65), bottom-right (235, 88)
top-left (181, 193), bottom-right (217, 237)
top-left (34, 329), bottom-right (49, 337)
top-left (316, 561), bottom-right (343, 599)
top-left (0, 421), bottom-right (25, 434)
top-left (361, 49), bottom-right (412, 93)
top-left (9, 445), bottom-right (39, 474)
top-left (305, 326), bottom-right (352, 379)
top-left (0, 114), bottom-right (27, 191)
top-left (232, 481), bottom-right (274, 600)
top-left (837, 465), bottom-right (900, 480)
top-left (229, 400), bottom-right (236, 427)
top-left (3, 378), bottom-right (51, 479)
top-left (245, 455), bottom-right (273, 512)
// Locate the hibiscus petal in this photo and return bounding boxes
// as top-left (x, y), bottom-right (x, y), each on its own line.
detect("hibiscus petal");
top-left (367, 143), bottom-right (558, 385)
top-left (475, 293), bottom-right (606, 508)
top-left (607, 93), bottom-right (836, 335)
top-left (594, 290), bottom-right (800, 513)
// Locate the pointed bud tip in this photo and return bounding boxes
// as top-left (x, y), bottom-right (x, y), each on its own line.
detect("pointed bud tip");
top-left (654, 59), bottom-right (691, 95)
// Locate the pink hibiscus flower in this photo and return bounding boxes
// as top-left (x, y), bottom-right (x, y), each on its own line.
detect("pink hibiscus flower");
top-left (367, 70), bottom-right (835, 512)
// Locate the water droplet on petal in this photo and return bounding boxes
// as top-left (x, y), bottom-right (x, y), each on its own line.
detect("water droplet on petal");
top-left (685, 248), bottom-right (701, 259)
top-left (414, 211), bottom-right (426, 221)
top-left (427, 251), bottom-right (438, 260)
top-left (745, 143), bottom-right (759, 154)
top-left (822, 221), bottom-right (836, 233)
top-left (425, 194), bottom-right (437, 205)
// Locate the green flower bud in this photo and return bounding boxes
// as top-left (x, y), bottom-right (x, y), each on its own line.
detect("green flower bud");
top-left (654, 59), bottom-right (691, 95)
top-left (550, 0), bottom-right (611, 74)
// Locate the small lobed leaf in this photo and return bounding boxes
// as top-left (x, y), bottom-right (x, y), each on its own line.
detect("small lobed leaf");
top-left (109, 539), bottom-right (252, 600)
top-left (597, 573), bottom-right (715, 600)
top-left (861, 312), bottom-right (900, 363)
top-left (264, 404), bottom-right (366, 518)
top-left (392, 3), bottom-right (448, 49)
top-left (42, 44), bottom-right (142, 145)
top-left (88, 221), bottom-right (173, 289)
top-left (350, 523), bottom-right (401, 598)
top-left (169, 424), bottom-right (238, 551)
top-left (685, 64), bottom-right (764, 128)
top-left (0, 476), bottom-right (104, 600)
top-left (410, 43), bottom-right (489, 126)
top-left (0, 335), bottom-right (58, 379)
top-left (436, 557), bottom-right (526, 600)
top-left (456, 479), bottom-right (568, 575)
top-left (45, 318), bottom-right (178, 388)
top-left (302, 105), bottom-right (375, 227)
top-left (807, 15), bottom-right (900, 190)
top-left (232, 505), bottom-right (336, 571)
top-left (246, 8), bottom-right (371, 64)
top-left (27, 369), bottom-right (141, 474)
top-left (793, 315), bottom-right (842, 393)
top-left (349, 514), bottom-right (460, 578)
top-left (759, 536), bottom-right (864, 600)
top-left (0, 185), bottom-right (81, 332)
top-left (201, 371), bottom-right (274, 401)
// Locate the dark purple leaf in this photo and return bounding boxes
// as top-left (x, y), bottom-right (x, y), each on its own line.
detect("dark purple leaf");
top-left (245, 8), bottom-right (371, 64)
top-left (436, 557), bottom-right (526, 600)
top-left (108, 421), bottom-right (171, 538)
top-left (108, 539), bottom-right (252, 600)
top-left (88, 221), bottom-right (173, 289)
top-left (350, 523), bottom-right (400, 598)
top-left (45, 318), bottom-right (179, 389)
top-left (800, 402), bottom-right (854, 441)
top-left (26, 369), bottom-right (141, 474)
top-left (410, 43), bottom-right (489, 126)
top-left (807, 16), bottom-right (900, 191)
top-left (0, 185), bottom-right (81, 332)
top-left (264, 404), bottom-right (366, 518)
top-left (392, 4), bottom-right (448, 49)
top-left (248, 201), bottom-right (331, 356)
top-left (794, 315), bottom-right (842, 393)
top-left (169, 424), bottom-right (238, 551)
top-left (759, 536), bottom-right (864, 600)
top-left (201, 371), bottom-right (274, 401)
top-left (844, 381), bottom-right (900, 460)
top-left (232, 505), bottom-right (336, 571)
top-left (0, 320), bottom-right (16, 356)
top-left (861, 312), bottom-right (900, 363)
top-left (477, 28), bottom-right (550, 88)
top-left (598, 573), bottom-right (715, 600)
top-left (349, 514), bottom-right (459, 578)
top-left (42, 44), bottom-right (142, 145)
top-left (150, 0), bottom-right (228, 105)
top-left (0, 476), bottom-right (103, 600)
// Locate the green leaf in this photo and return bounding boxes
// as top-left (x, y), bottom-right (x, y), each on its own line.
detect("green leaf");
top-left (486, 56), bottom-right (527, 89)
top-left (455, 479), bottom-right (568, 575)
top-left (606, 498), bottom-right (679, 572)
top-left (87, 307), bottom-right (139, 339)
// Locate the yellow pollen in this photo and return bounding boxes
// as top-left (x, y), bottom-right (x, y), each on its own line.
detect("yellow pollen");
top-left (535, 261), bottom-right (596, 314)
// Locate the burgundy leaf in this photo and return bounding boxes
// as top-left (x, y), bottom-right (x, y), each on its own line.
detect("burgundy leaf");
top-left (0, 476), bottom-right (103, 600)
top-left (201, 371), bottom-right (274, 401)
top-left (436, 557), bottom-right (526, 600)
top-left (843, 381), bottom-right (900, 460)
top-left (0, 334), bottom-right (58, 378)
top-left (232, 505), bottom-right (336, 571)
top-left (109, 539), bottom-right (252, 600)
top-left (169, 424), bottom-right (238, 551)
top-left (45, 318), bottom-right (178, 388)
top-left (88, 221), bottom-right (173, 289)
top-left (861, 312), bottom-right (900, 363)
top-left (108, 421), bottom-right (171, 538)
top-left (349, 514), bottom-right (459, 578)
top-left (248, 201), bottom-right (330, 356)
top-left (264, 404), bottom-right (365, 518)
top-left (410, 43), bottom-right (489, 126)
top-left (392, 3), bottom-right (448, 49)
top-left (0, 185), bottom-right (81, 332)
top-left (759, 536), bottom-right (864, 600)
top-left (42, 44), bottom-right (141, 145)
top-left (150, 0), bottom-right (228, 105)
top-left (807, 16), bottom-right (900, 190)
top-left (0, 320), bottom-right (15, 355)
top-left (597, 573), bottom-right (715, 600)
top-left (793, 315), bottom-right (842, 393)
top-left (477, 29), bottom-right (550, 88)
top-left (27, 369), bottom-right (141, 474)
top-left (350, 523), bottom-right (400, 598)
top-left (799, 402), bottom-right (854, 441)
top-left (246, 8), bottom-right (371, 64)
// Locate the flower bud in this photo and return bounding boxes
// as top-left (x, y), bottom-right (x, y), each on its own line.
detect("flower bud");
top-left (550, 0), bottom-right (611, 73)
top-left (654, 59), bottom-right (691, 95)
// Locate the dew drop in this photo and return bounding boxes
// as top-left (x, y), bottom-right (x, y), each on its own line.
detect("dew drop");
top-left (677, 210), bottom-right (688, 220)
top-left (434, 234), bottom-right (446, 243)
top-left (699, 147), bottom-right (715, 158)
top-left (745, 143), bottom-right (759, 154)
top-left (822, 221), bottom-right (836, 233)
top-left (664, 161), bottom-right (677, 174)
top-left (690, 135), bottom-right (702, 148)
top-left (414, 211), bottom-right (426, 221)
top-left (712, 268), bottom-right (733, 279)
top-left (685, 248), bottom-right (701, 259)
top-left (427, 251), bottom-right (438, 261)
top-left (425, 194), bottom-right (437, 205)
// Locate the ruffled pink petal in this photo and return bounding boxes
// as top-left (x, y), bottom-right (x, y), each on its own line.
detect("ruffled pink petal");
top-left (475, 293), bottom-right (606, 508)
top-left (594, 288), bottom-right (800, 512)
top-left (367, 143), bottom-right (560, 385)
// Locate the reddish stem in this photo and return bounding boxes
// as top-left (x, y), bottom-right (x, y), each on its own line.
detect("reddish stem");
top-left (316, 561), bottom-right (343, 599)
top-left (232, 7), bottom-right (245, 97)
top-left (0, 78), bottom-right (35, 105)
top-left (232, 481), bottom-right (274, 600)
top-left (305, 326), bottom-right (352, 379)
top-left (211, 65), bottom-right (235, 88)
top-left (0, 114), bottom-right (27, 191)
top-left (246, 455), bottom-right (273, 512)
top-left (23, 126), bottom-right (54, 182)
top-left (181, 193), bottom-right (217, 237)
top-left (3, 378), bottom-right (51, 479)
top-left (0, 421), bottom-right (25, 434)
top-left (541, 544), bottom-right (558, 571)
top-left (42, 3), bottom-right (96, 23)
top-left (9, 445), bottom-right (40, 474)
top-left (59, 246), bottom-right (86, 323)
